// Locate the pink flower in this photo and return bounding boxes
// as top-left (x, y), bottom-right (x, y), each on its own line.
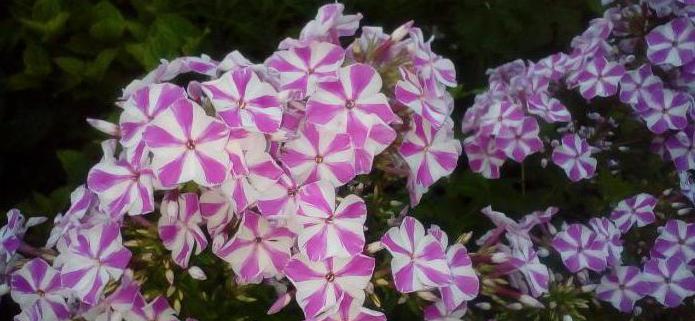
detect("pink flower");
top-left (609, 193), bottom-right (657, 233)
top-left (158, 193), bottom-right (208, 268)
top-left (618, 64), bottom-right (663, 110)
top-left (641, 256), bottom-right (695, 308)
top-left (589, 217), bottom-right (623, 267)
top-left (201, 67), bottom-right (282, 133)
top-left (296, 181), bottom-right (367, 261)
top-left (284, 254), bottom-right (375, 319)
top-left (395, 67), bottom-right (449, 128)
top-left (305, 63), bottom-right (396, 145)
top-left (46, 186), bottom-right (95, 248)
top-left (477, 101), bottom-right (523, 136)
top-left (199, 187), bottom-right (235, 236)
top-left (2, 209), bottom-right (44, 261)
top-left (119, 83), bottom-right (186, 152)
top-left (552, 223), bottom-right (607, 273)
top-left (575, 55), bottom-right (624, 99)
top-left (646, 18), bottom-right (695, 67)
top-left (282, 3), bottom-right (362, 48)
top-left (134, 296), bottom-right (180, 321)
top-left (527, 93), bottom-right (572, 123)
top-left (58, 223), bottom-right (132, 304)
top-left (353, 113), bottom-right (396, 175)
top-left (651, 219), bottom-right (695, 265)
top-left (411, 28), bottom-right (457, 89)
top-left (423, 300), bottom-right (467, 321)
top-left (10, 259), bottom-right (70, 321)
top-left (320, 295), bottom-right (386, 321)
top-left (665, 125), bottom-right (695, 171)
top-left (87, 150), bottom-right (155, 217)
top-left (438, 244), bottom-right (479, 311)
top-left (381, 216), bottom-right (451, 293)
top-left (268, 41), bottom-right (345, 96)
top-left (82, 271), bottom-right (143, 321)
top-left (143, 98), bottom-right (230, 188)
top-left (551, 134), bottom-right (597, 182)
top-left (463, 136), bottom-right (505, 179)
top-left (400, 116), bottom-right (461, 192)
top-left (214, 211), bottom-right (294, 284)
top-left (280, 123), bottom-right (355, 186)
top-left (256, 174), bottom-right (306, 218)
top-left (220, 148), bottom-right (284, 214)
top-left (495, 117), bottom-right (543, 162)
top-left (638, 88), bottom-right (690, 134)
top-left (595, 266), bottom-right (649, 312)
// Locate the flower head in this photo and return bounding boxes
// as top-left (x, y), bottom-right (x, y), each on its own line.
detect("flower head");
top-left (438, 244), bottom-right (479, 311)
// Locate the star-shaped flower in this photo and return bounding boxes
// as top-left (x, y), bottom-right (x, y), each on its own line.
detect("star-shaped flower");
top-left (665, 125), bottom-right (695, 171)
top-left (268, 41), bottom-right (345, 97)
top-left (646, 18), bottom-right (695, 67)
top-left (551, 134), bottom-right (597, 182)
top-left (575, 55), bottom-right (624, 99)
top-left (651, 219), bottom-right (695, 265)
top-left (595, 266), bottom-right (649, 312)
top-left (10, 259), bottom-right (70, 321)
top-left (552, 223), bottom-right (607, 273)
top-left (495, 117), bottom-right (543, 162)
top-left (638, 88), bottom-right (690, 134)
top-left (641, 256), bottom-right (695, 308)
top-left (395, 67), bottom-right (449, 128)
top-left (463, 136), bottom-right (505, 180)
top-left (158, 192), bottom-right (208, 268)
top-left (609, 193), bottom-right (657, 233)
top-left (438, 244), bottom-right (479, 311)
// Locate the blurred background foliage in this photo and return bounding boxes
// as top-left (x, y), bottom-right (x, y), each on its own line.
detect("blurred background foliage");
top-left (0, 0), bottom-right (623, 320)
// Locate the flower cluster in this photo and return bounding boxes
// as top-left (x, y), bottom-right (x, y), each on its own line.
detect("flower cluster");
top-left (1, 3), bottom-right (462, 321)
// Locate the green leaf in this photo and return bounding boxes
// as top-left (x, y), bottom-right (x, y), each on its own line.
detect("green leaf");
top-left (54, 57), bottom-right (85, 76)
top-left (85, 48), bottom-right (118, 80)
top-left (23, 44), bottom-right (52, 77)
top-left (56, 149), bottom-right (91, 186)
top-left (31, 0), bottom-right (62, 21)
top-left (90, 1), bottom-right (126, 39)
top-left (7, 73), bottom-right (41, 90)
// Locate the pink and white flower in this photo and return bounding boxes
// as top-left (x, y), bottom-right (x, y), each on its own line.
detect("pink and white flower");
top-left (589, 217), bottom-right (623, 267)
top-left (551, 134), bottom-right (597, 182)
top-left (495, 117), bottom-right (543, 162)
top-left (665, 125), bottom-right (695, 171)
top-left (551, 223), bottom-right (607, 273)
top-left (638, 88), bottom-right (690, 134)
top-left (133, 296), bottom-right (180, 321)
top-left (595, 266), bottom-right (649, 312)
top-left (256, 174), bottom-right (306, 218)
top-left (280, 123), bottom-right (355, 186)
top-left (651, 219), bottom-right (695, 265)
top-left (641, 256), bottom-right (695, 308)
top-left (411, 28), bottom-right (457, 89)
top-left (268, 42), bottom-right (345, 96)
top-left (2, 209), bottom-right (44, 261)
top-left (618, 64), bottom-right (663, 110)
top-left (423, 300), bottom-right (467, 321)
top-left (381, 216), bottom-right (451, 293)
top-left (58, 223), bottom-right (132, 304)
top-left (296, 181), bottom-right (367, 261)
top-left (284, 254), bottom-right (375, 319)
top-left (646, 18), bottom-right (695, 67)
top-left (477, 101), bottom-right (523, 136)
top-left (609, 193), bottom-right (657, 233)
top-left (214, 211), bottom-right (294, 284)
top-left (143, 98), bottom-right (230, 187)
top-left (395, 67), bottom-right (449, 128)
top-left (282, 3), bottom-right (362, 48)
top-left (353, 114), bottom-right (396, 175)
top-left (10, 259), bottom-right (70, 321)
top-left (199, 187), bottom-right (235, 236)
top-left (158, 193), bottom-right (208, 268)
top-left (527, 93), bottom-right (572, 123)
top-left (438, 244), bottom-right (479, 311)
top-left (463, 136), bottom-right (505, 179)
top-left (320, 295), bottom-right (386, 321)
top-left (201, 67), bottom-right (282, 133)
top-left (575, 55), bottom-right (624, 99)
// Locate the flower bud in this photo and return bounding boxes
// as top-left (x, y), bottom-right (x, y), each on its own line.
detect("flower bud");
top-left (165, 270), bottom-right (175, 285)
top-left (390, 20), bottom-right (414, 42)
top-left (519, 294), bottom-right (545, 308)
top-left (188, 266), bottom-right (207, 280)
top-left (367, 241), bottom-right (385, 253)
top-left (475, 302), bottom-right (491, 310)
top-left (562, 315), bottom-right (573, 321)
top-left (416, 291), bottom-right (439, 302)
top-left (507, 303), bottom-right (523, 310)
top-left (267, 292), bottom-right (293, 315)
top-left (491, 252), bottom-right (510, 263)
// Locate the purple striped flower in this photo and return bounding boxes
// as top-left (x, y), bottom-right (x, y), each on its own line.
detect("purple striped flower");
top-left (641, 256), bottom-right (695, 308)
top-left (503, 245), bottom-right (550, 298)
top-left (87, 150), bottom-right (155, 217)
top-left (214, 211), bottom-right (294, 284)
top-left (158, 193), bottom-right (208, 268)
top-left (618, 64), bottom-right (663, 111)
top-left (411, 28), bottom-right (457, 90)
top-left (143, 98), bottom-right (230, 188)
top-left (595, 266), bottom-right (649, 313)
top-left (395, 67), bottom-right (449, 128)
top-left (201, 67), bottom-right (282, 133)
top-left (651, 219), bottom-right (695, 265)
top-left (477, 101), bottom-right (523, 136)
top-left (82, 270), bottom-right (143, 321)
top-left (134, 296), bottom-right (179, 321)
top-left (400, 116), bottom-right (461, 190)
top-left (639, 88), bottom-right (690, 134)
top-left (1, 210), bottom-right (26, 261)
top-left (268, 41), bottom-right (345, 97)
top-left (280, 123), bottom-right (355, 186)
top-left (589, 217), bottom-right (623, 267)
top-left (46, 186), bottom-right (96, 248)
top-left (199, 187), bottom-right (235, 237)
top-left (552, 223), bottom-right (608, 273)
top-left (320, 295), bottom-right (386, 321)
top-left (531, 53), bottom-right (568, 80)
top-left (646, 18), bottom-right (695, 67)
top-left (305, 63), bottom-right (396, 145)
top-left (527, 93), bottom-right (572, 123)
top-left (296, 181), bottom-right (366, 261)
top-left (256, 174), bottom-right (306, 218)
top-left (495, 117), bottom-right (543, 162)
top-left (438, 244), bottom-right (479, 311)
top-left (463, 136), bottom-right (505, 179)
top-left (58, 223), bottom-right (131, 304)
top-left (381, 216), bottom-right (451, 293)
top-left (283, 3), bottom-right (362, 48)
top-left (119, 83), bottom-right (186, 153)
top-left (353, 113), bottom-right (396, 175)
top-left (575, 55), bottom-right (624, 99)
top-left (10, 259), bottom-right (70, 321)
top-left (551, 134), bottom-right (597, 182)
top-left (665, 125), bottom-right (695, 171)
top-left (284, 253), bottom-right (375, 319)
top-left (609, 193), bottom-right (657, 233)
top-left (423, 300), bottom-right (467, 321)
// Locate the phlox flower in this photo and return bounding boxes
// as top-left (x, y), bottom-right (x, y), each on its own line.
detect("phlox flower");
top-left (395, 67), bottom-right (449, 128)
top-left (319, 295), bottom-right (386, 321)
top-left (506, 246), bottom-right (549, 298)
top-left (199, 187), bottom-right (235, 236)
top-left (353, 113), bottom-right (396, 175)
top-left (641, 256), bottom-right (695, 308)
top-left (280, 123), bottom-right (355, 186)
top-left (201, 67), bottom-right (282, 133)
top-left (495, 117), bottom-right (543, 162)
top-left (87, 149), bottom-right (154, 217)
top-left (221, 148), bottom-right (284, 214)
top-left (46, 186), bottom-right (96, 248)
top-left (296, 181), bottom-right (366, 261)
top-left (268, 41), bottom-right (345, 97)
top-left (255, 174), bottom-right (306, 218)
top-left (120, 54), bottom-right (216, 100)
top-left (2, 209), bottom-right (44, 261)
top-left (618, 64), bottom-right (663, 111)
top-left (575, 55), bottom-right (624, 99)
top-left (410, 28), bottom-right (457, 89)
top-left (119, 83), bottom-right (186, 152)
top-left (399, 116), bottom-right (461, 191)
top-left (595, 266), bottom-right (649, 313)
top-left (284, 254), bottom-right (375, 319)
top-left (527, 93), bottom-right (572, 123)
top-left (531, 53), bottom-right (568, 80)
top-left (158, 193), bottom-right (208, 268)
top-left (283, 3), bottom-right (362, 48)
top-left (463, 136), bottom-right (505, 180)
top-left (381, 216), bottom-right (451, 293)
top-left (477, 101), bottom-right (523, 136)
top-left (438, 244), bottom-right (479, 311)
top-left (81, 270), bottom-right (142, 321)
top-left (551, 133), bottom-right (597, 182)
top-left (305, 63), bottom-right (396, 145)
top-left (646, 18), bottom-right (695, 67)
top-left (10, 259), bottom-right (70, 321)
top-left (423, 300), bottom-right (467, 321)
top-left (638, 88), bottom-right (690, 134)
top-left (609, 193), bottom-right (657, 233)
top-left (143, 98), bottom-right (230, 187)
top-left (214, 211), bottom-right (294, 284)
top-left (665, 125), bottom-right (695, 171)
top-left (132, 296), bottom-right (180, 321)
top-left (651, 219), bottom-right (695, 265)
top-left (552, 223), bottom-right (607, 273)
top-left (58, 223), bottom-right (132, 304)
top-left (589, 217), bottom-right (623, 267)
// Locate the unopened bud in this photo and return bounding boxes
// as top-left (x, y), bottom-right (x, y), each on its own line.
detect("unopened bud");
top-left (491, 252), bottom-right (510, 263)
top-left (165, 270), bottom-right (175, 285)
top-left (416, 291), bottom-right (439, 302)
top-left (166, 285), bottom-right (176, 297)
top-left (618, 146), bottom-right (629, 152)
top-left (562, 315), bottom-right (573, 321)
top-left (537, 247), bottom-right (550, 257)
top-left (581, 284), bottom-right (597, 292)
top-left (633, 306), bottom-right (642, 316)
top-left (519, 294), bottom-right (545, 308)
top-left (541, 158), bottom-right (548, 168)
top-left (475, 302), bottom-right (491, 310)
top-left (187, 266), bottom-right (207, 280)
top-left (677, 208), bottom-right (693, 216)
top-left (267, 292), bottom-right (293, 315)
top-left (367, 241), bottom-right (385, 253)
top-left (662, 188), bottom-right (673, 196)
top-left (507, 303), bottom-right (523, 310)
top-left (391, 21), bottom-right (414, 42)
